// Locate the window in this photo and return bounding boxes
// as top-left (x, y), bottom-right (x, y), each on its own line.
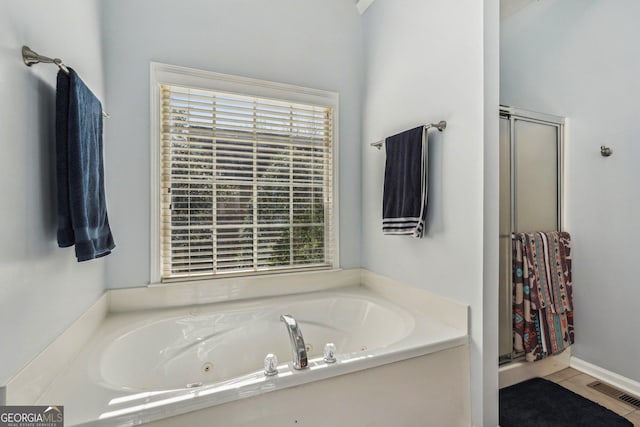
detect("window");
top-left (151, 64), bottom-right (337, 282)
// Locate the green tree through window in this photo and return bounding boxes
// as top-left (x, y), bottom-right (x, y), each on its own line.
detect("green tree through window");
top-left (160, 84), bottom-right (333, 280)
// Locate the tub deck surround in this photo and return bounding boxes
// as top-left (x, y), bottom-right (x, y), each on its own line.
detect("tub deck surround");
top-left (5, 293), bottom-right (110, 405)
top-left (109, 268), bottom-right (361, 312)
top-left (10, 269), bottom-right (469, 426)
top-left (145, 346), bottom-right (471, 427)
top-left (360, 269), bottom-right (469, 332)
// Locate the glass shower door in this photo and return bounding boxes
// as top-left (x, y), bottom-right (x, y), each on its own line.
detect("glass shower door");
top-left (498, 107), bottom-right (563, 362)
top-left (498, 117), bottom-right (512, 360)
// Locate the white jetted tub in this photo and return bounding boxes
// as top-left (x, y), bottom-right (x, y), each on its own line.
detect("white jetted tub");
top-left (23, 271), bottom-right (469, 426)
top-left (97, 294), bottom-right (413, 391)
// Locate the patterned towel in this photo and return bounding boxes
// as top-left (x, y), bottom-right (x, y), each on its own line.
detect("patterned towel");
top-left (513, 231), bottom-right (574, 362)
top-left (523, 232), bottom-right (572, 314)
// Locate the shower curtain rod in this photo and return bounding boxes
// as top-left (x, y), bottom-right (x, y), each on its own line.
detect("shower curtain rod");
top-left (21, 46), bottom-right (110, 118)
top-left (370, 120), bottom-right (447, 150)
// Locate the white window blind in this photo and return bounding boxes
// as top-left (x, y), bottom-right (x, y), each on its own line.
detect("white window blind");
top-left (160, 84), bottom-right (334, 280)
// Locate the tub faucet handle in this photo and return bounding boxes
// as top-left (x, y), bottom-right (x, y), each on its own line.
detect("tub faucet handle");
top-left (264, 353), bottom-right (279, 376)
top-left (323, 343), bottom-right (337, 363)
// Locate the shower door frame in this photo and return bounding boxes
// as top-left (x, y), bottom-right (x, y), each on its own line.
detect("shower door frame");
top-left (498, 105), bottom-right (565, 364)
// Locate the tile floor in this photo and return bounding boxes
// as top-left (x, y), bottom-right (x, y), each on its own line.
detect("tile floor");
top-left (544, 368), bottom-right (640, 425)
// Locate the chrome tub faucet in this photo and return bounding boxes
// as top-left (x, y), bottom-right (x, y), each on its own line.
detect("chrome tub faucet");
top-left (280, 314), bottom-right (308, 370)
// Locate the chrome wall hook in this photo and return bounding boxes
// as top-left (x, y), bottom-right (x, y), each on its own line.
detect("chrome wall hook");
top-left (600, 146), bottom-right (613, 157)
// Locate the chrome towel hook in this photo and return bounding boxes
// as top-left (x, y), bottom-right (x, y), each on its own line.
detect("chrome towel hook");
top-left (600, 146), bottom-right (613, 157)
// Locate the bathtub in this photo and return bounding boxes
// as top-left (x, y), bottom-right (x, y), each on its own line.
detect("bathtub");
top-left (19, 270), bottom-right (469, 426)
top-left (98, 292), bottom-right (417, 391)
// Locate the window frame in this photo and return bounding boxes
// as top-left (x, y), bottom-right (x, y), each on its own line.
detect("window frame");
top-left (150, 62), bottom-right (339, 284)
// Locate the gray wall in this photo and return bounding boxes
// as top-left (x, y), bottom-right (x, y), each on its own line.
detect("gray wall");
top-left (0, 0), bottom-right (106, 385)
top-left (501, 0), bottom-right (640, 382)
top-left (101, 0), bottom-right (364, 288)
top-left (361, 1), bottom-right (499, 425)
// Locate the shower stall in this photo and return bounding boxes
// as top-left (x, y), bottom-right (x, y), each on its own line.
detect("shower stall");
top-left (498, 106), bottom-right (565, 364)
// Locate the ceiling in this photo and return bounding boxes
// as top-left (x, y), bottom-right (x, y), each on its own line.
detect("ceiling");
top-left (355, 0), bottom-right (374, 14)
top-left (357, 0), bottom-right (540, 19)
top-left (500, 0), bottom-right (539, 20)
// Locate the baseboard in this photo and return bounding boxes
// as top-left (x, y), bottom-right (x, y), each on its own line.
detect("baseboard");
top-left (570, 356), bottom-right (640, 397)
top-left (499, 347), bottom-right (571, 388)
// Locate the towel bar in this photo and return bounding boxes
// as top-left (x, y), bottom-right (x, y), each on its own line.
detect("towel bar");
top-left (22, 46), bottom-right (110, 118)
top-left (22, 45), bottom-right (69, 75)
top-left (370, 120), bottom-right (446, 149)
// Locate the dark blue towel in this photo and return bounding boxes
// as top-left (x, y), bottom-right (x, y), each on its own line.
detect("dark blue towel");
top-left (382, 126), bottom-right (427, 238)
top-left (56, 68), bottom-right (115, 261)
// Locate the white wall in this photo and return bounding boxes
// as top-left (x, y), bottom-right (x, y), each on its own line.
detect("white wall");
top-left (361, 1), bottom-right (499, 425)
top-left (0, 4), bottom-right (503, 423)
top-left (501, 0), bottom-right (640, 383)
top-left (101, 0), bottom-right (363, 288)
top-left (483, 0), bottom-right (501, 425)
top-left (0, 0), bottom-right (106, 385)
